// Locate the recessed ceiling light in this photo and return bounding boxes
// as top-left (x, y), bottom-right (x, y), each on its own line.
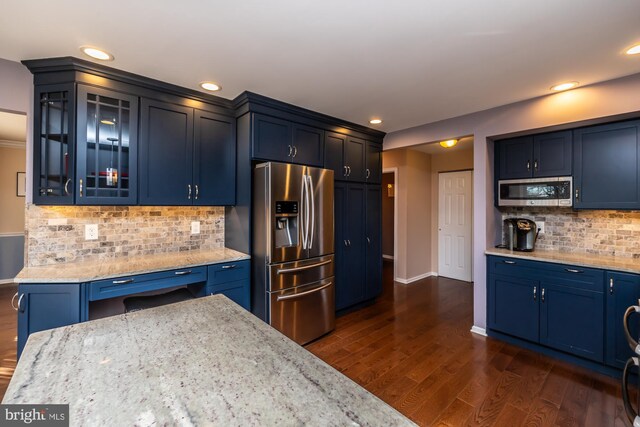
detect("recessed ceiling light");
top-left (200, 82), bottom-right (221, 92)
top-left (369, 119), bottom-right (382, 125)
top-left (80, 46), bottom-right (114, 61)
top-left (440, 139), bottom-right (458, 148)
top-left (550, 81), bottom-right (579, 92)
top-left (626, 44), bottom-right (640, 55)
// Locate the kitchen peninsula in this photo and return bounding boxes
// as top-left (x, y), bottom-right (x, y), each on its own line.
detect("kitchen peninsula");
top-left (3, 295), bottom-right (414, 426)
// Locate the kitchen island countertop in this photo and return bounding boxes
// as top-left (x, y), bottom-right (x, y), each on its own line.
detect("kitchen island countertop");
top-left (2, 295), bottom-right (415, 426)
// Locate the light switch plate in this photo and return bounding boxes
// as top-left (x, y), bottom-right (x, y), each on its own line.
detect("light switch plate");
top-left (191, 221), bottom-right (200, 235)
top-left (85, 224), bottom-right (99, 240)
top-left (537, 221), bottom-right (545, 235)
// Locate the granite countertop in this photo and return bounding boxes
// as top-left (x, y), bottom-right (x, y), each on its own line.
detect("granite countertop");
top-left (486, 247), bottom-right (640, 274)
top-left (15, 248), bottom-right (250, 284)
top-left (3, 295), bottom-right (415, 426)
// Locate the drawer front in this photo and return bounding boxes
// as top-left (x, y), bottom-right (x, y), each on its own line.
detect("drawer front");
top-left (89, 266), bottom-right (207, 301)
top-left (488, 256), bottom-right (537, 278)
top-left (208, 260), bottom-right (250, 285)
top-left (538, 264), bottom-right (604, 293)
top-left (206, 279), bottom-right (250, 310)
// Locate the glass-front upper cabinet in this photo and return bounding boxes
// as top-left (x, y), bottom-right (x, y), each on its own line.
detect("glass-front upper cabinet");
top-left (33, 84), bottom-right (75, 205)
top-left (76, 85), bottom-right (138, 204)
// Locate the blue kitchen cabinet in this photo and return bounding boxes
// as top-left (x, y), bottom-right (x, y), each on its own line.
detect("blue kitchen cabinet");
top-left (323, 133), bottom-right (368, 183)
top-left (206, 261), bottom-right (250, 309)
top-left (365, 184), bottom-right (382, 300)
top-left (488, 257), bottom-right (604, 356)
top-left (497, 131), bottom-right (572, 180)
top-left (251, 113), bottom-right (324, 167)
top-left (365, 141), bottom-right (382, 184)
top-left (335, 182), bottom-right (366, 310)
top-left (17, 284), bottom-right (82, 358)
top-left (533, 131), bottom-right (572, 177)
top-left (193, 110), bottom-right (236, 205)
top-left (139, 98), bottom-right (194, 205)
top-left (573, 120), bottom-right (640, 209)
top-left (606, 271), bottom-right (640, 369)
top-left (488, 274), bottom-right (540, 342)
top-left (497, 136), bottom-right (533, 179)
top-left (76, 85), bottom-right (139, 205)
top-left (539, 280), bottom-right (604, 362)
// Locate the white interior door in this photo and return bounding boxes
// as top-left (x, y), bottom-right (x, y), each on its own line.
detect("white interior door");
top-left (438, 171), bottom-right (472, 282)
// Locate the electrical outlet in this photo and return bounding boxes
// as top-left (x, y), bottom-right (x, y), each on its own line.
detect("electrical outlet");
top-left (537, 221), bottom-right (545, 235)
top-left (191, 221), bottom-right (200, 235)
top-left (85, 224), bottom-right (98, 240)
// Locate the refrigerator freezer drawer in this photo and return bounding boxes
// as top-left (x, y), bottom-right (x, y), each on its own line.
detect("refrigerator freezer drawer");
top-left (269, 278), bottom-right (335, 345)
top-left (269, 255), bottom-right (334, 292)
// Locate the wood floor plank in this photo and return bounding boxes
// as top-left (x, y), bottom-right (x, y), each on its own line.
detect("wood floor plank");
top-left (493, 403), bottom-right (528, 427)
top-left (523, 398), bottom-right (560, 427)
top-left (431, 398), bottom-right (475, 427)
top-left (465, 371), bottom-right (522, 426)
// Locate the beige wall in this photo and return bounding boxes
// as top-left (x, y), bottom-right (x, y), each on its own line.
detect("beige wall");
top-left (0, 146), bottom-right (26, 234)
top-left (382, 149), bottom-right (432, 281)
top-left (430, 149), bottom-right (473, 271)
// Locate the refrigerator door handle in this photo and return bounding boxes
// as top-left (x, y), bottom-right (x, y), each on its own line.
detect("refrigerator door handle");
top-left (300, 174), bottom-right (308, 249)
top-left (276, 259), bottom-right (332, 274)
top-left (304, 175), bottom-right (311, 250)
top-left (308, 174), bottom-right (315, 249)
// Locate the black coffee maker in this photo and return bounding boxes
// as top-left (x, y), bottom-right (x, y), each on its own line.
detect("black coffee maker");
top-left (503, 218), bottom-right (538, 251)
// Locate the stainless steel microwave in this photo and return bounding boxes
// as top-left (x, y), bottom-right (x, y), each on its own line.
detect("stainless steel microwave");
top-left (498, 177), bottom-right (573, 207)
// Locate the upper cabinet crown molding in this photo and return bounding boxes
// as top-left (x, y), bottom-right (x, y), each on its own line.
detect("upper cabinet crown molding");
top-left (22, 56), bottom-right (235, 112)
top-left (233, 91), bottom-right (386, 142)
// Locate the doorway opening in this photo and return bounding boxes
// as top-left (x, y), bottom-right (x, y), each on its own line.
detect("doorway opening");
top-left (381, 169), bottom-right (397, 280)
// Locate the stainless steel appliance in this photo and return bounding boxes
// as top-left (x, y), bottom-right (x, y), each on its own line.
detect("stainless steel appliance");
top-left (622, 302), bottom-right (640, 426)
top-left (252, 162), bottom-right (335, 344)
top-left (502, 218), bottom-right (538, 251)
top-left (498, 177), bottom-right (573, 207)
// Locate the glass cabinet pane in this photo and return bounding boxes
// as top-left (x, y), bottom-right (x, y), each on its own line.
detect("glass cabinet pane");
top-left (77, 85), bottom-right (138, 204)
top-left (38, 90), bottom-right (71, 198)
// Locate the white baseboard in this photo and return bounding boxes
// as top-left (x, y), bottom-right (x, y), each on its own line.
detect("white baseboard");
top-left (0, 279), bottom-right (16, 286)
top-left (395, 271), bottom-right (438, 284)
top-left (382, 254), bottom-right (394, 260)
top-left (470, 326), bottom-right (487, 336)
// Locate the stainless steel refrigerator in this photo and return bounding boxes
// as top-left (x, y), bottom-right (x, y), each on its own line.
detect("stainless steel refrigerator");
top-left (252, 162), bottom-right (334, 344)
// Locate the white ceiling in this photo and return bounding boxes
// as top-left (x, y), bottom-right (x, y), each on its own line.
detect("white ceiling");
top-left (1, 1), bottom-right (639, 133)
top-left (410, 136), bottom-right (474, 155)
top-left (0, 111), bottom-right (26, 145)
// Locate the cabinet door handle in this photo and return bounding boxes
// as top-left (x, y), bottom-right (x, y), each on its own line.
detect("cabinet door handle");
top-left (17, 293), bottom-right (25, 313)
top-left (292, 146), bottom-right (297, 158)
top-left (344, 240), bottom-right (348, 247)
top-left (527, 160), bottom-right (531, 171)
top-left (343, 166), bottom-right (348, 177)
top-left (541, 288), bottom-right (545, 302)
top-left (288, 145), bottom-right (293, 157)
top-left (366, 169), bottom-right (371, 179)
top-left (348, 239), bottom-right (352, 246)
top-left (113, 279), bottom-right (134, 285)
top-left (188, 184), bottom-right (192, 200)
top-left (174, 270), bottom-right (192, 276)
top-left (610, 278), bottom-right (614, 294)
top-left (533, 286), bottom-right (537, 301)
top-left (534, 160), bottom-right (538, 171)
top-left (575, 188), bottom-right (580, 200)
top-left (367, 237), bottom-right (371, 244)
top-left (221, 265), bottom-right (236, 269)
top-left (195, 185), bottom-right (199, 200)
top-left (64, 178), bottom-right (72, 195)
top-left (565, 268), bottom-right (583, 274)
top-left (347, 166), bottom-right (351, 176)
top-left (503, 260), bottom-right (516, 265)
top-left (79, 179), bottom-right (83, 198)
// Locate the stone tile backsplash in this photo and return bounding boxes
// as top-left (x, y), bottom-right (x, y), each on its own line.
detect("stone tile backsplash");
top-left (501, 208), bottom-right (640, 258)
top-left (25, 205), bottom-right (224, 266)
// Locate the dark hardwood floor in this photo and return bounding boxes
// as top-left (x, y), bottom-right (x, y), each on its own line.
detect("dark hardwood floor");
top-left (307, 261), bottom-right (630, 426)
